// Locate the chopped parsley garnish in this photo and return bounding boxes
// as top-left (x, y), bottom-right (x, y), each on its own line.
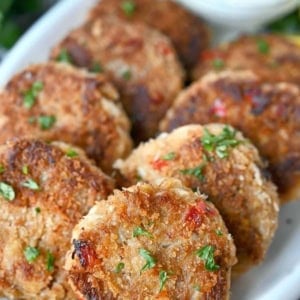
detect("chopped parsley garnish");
top-left (256, 39), bottom-right (270, 54)
top-left (180, 163), bottom-right (205, 181)
top-left (35, 207), bottom-right (41, 214)
top-left (24, 246), bottom-right (40, 263)
top-left (0, 182), bottom-right (15, 201)
top-left (195, 245), bottom-right (220, 271)
top-left (22, 165), bottom-right (29, 175)
top-left (115, 262), bottom-right (125, 273)
top-left (201, 126), bottom-right (240, 159)
top-left (56, 48), bottom-right (73, 64)
top-left (193, 284), bottom-right (201, 291)
top-left (162, 152), bottom-right (176, 161)
top-left (0, 164), bottom-right (5, 174)
top-left (122, 69), bottom-right (132, 80)
top-left (139, 248), bottom-right (156, 272)
top-left (22, 178), bottom-right (40, 190)
top-left (38, 115), bottom-right (56, 130)
top-left (159, 270), bottom-right (170, 291)
top-left (66, 149), bottom-right (78, 158)
top-left (133, 226), bottom-right (153, 238)
top-left (46, 251), bottom-right (55, 272)
top-left (121, 0), bottom-right (136, 16)
top-left (23, 81), bottom-right (43, 109)
top-left (215, 229), bottom-right (223, 236)
top-left (212, 58), bottom-right (225, 70)
top-left (90, 61), bottom-right (103, 73)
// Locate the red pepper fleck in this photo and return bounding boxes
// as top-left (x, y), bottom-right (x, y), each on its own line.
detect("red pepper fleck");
top-left (201, 50), bottom-right (223, 61)
top-left (210, 98), bottom-right (226, 117)
top-left (151, 91), bottom-right (164, 105)
top-left (151, 158), bottom-right (168, 170)
top-left (72, 239), bottom-right (97, 268)
top-left (156, 42), bottom-right (173, 56)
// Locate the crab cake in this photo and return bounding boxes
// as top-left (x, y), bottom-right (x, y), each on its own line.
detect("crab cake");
top-left (115, 124), bottom-right (279, 273)
top-left (89, 0), bottom-right (210, 72)
top-left (160, 70), bottom-right (300, 202)
top-left (0, 139), bottom-right (114, 299)
top-left (66, 178), bottom-right (236, 299)
top-left (51, 16), bottom-right (184, 142)
top-left (193, 34), bottom-right (300, 85)
top-left (0, 62), bottom-right (132, 173)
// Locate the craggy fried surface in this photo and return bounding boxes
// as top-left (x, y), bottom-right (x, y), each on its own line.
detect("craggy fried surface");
top-left (90, 0), bottom-right (210, 72)
top-left (1, 62), bottom-right (132, 173)
top-left (0, 139), bottom-right (114, 299)
top-left (51, 16), bottom-right (184, 142)
top-left (193, 34), bottom-right (300, 85)
top-left (160, 71), bottom-right (300, 202)
top-left (66, 179), bottom-right (236, 299)
top-left (115, 124), bottom-right (279, 273)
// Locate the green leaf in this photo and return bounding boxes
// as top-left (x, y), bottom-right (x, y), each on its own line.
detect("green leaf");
top-left (46, 251), bottom-right (55, 272)
top-left (23, 81), bottom-right (43, 109)
top-left (22, 178), bottom-right (39, 190)
top-left (22, 165), bottom-right (29, 175)
top-left (56, 48), bottom-right (73, 64)
top-left (35, 207), bottom-right (41, 214)
top-left (162, 152), bottom-right (176, 161)
top-left (0, 164), bottom-right (5, 174)
top-left (159, 270), bottom-right (170, 292)
top-left (212, 58), bottom-right (225, 70)
top-left (195, 245), bottom-right (220, 271)
top-left (215, 229), bottom-right (223, 236)
top-left (90, 61), bottom-right (103, 73)
top-left (66, 149), bottom-right (78, 158)
top-left (38, 115), bottom-right (56, 130)
top-left (0, 182), bottom-right (15, 201)
top-left (139, 248), bottom-right (156, 272)
top-left (180, 163), bottom-right (205, 181)
top-left (122, 69), bottom-right (132, 81)
top-left (24, 246), bottom-right (40, 263)
top-left (133, 226), bottom-right (153, 238)
top-left (121, 0), bottom-right (136, 16)
top-left (115, 262), bottom-right (125, 273)
top-left (256, 39), bottom-right (270, 55)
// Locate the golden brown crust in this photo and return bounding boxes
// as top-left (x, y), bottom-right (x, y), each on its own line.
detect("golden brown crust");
top-left (90, 0), bottom-right (210, 73)
top-left (1, 62), bottom-right (132, 173)
top-left (160, 70), bottom-right (300, 202)
top-left (50, 15), bottom-right (184, 142)
top-left (115, 124), bottom-right (279, 273)
top-left (0, 139), bottom-right (114, 299)
top-left (193, 34), bottom-right (300, 85)
top-left (66, 179), bottom-right (236, 299)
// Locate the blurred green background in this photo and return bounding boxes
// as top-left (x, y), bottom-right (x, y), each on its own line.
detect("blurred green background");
top-left (0, 1), bottom-right (299, 51)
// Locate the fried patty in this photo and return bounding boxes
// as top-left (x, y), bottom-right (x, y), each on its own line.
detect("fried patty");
top-left (66, 178), bottom-right (236, 299)
top-left (115, 124), bottom-right (279, 273)
top-left (90, 0), bottom-right (210, 73)
top-left (0, 139), bottom-right (114, 299)
top-left (0, 62), bottom-right (132, 173)
top-left (193, 34), bottom-right (300, 85)
top-left (50, 15), bottom-right (184, 142)
top-left (160, 70), bottom-right (300, 202)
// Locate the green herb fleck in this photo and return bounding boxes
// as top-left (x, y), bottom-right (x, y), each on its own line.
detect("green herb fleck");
top-left (257, 39), bottom-right (270, 54)
top-left (22, 165), bottom-right (29, 175)
top-left (195, 245), bottom-right (220, 271)
top-left (212, 58), bottom-right (225, 70)
top-left (23, 81), bottom-right (43, 109)
top-left (193, 284), bottom-right (201, 291)
top-left (0, 164), bottom-right (5, 174)
top-left (38, 115), bottom-right (56, 130)
top-left (46, 251), bottom-right (55, 272)
top-left (122, 69), bottom-right (132, 80)
top-left (201, 126), bottom-right (240, 159)
top-left (22, 178), bottom-right (40, 190)
top-left (90, 61), bottom-right (103, 73)
top-left (215, 229), bottom-right (223, 236)
top-left (162, 152), bottom-right (176, 161)
top-left (139, 248), bottom-right (156, 272)
top-left (115, 262), bottom-right (125, 273)
top-left (35, 207), bottom-right (41, 214)
top-left (0, 182), bottom-right (15, 201)
top-left (24, 246), bottom-right (40, 263)
top-left (159, 270), bottom-right (170, 292)
top-left (180, 163), bottom-right (205, 181)
top-left (66, 149), bottom-right (78, 158)
top-left (133, 226), bottom-right (153, 238)
top-left (121, 0), bottom-right (136, 16)
top-left (56, 48), bottom-right (73, 64)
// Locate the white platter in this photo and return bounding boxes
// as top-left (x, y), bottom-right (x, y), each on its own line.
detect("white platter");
top-left (0, 1), bottom-right (299, 299)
